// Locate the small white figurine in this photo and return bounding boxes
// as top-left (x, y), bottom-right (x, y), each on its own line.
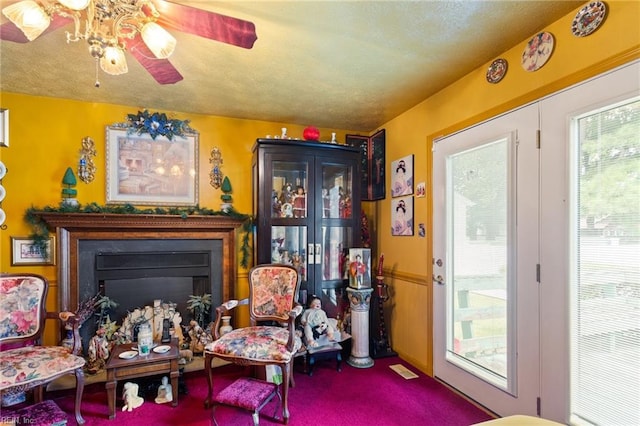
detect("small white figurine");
top-left (155, 376), bottom-right (173, 404)
top-left (122, 382), bottom-right (144, 412)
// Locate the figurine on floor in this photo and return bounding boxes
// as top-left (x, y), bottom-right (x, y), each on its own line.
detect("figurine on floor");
top-left (122, 382), bottom-right (144, 412)
top-left (301, 295), bottom-right (335, 348)
top-left (155, 376), bottom-right (173, 404)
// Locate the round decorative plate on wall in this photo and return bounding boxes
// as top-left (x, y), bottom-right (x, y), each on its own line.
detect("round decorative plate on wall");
top-left (521, 32), bottom-right (555, 72)
top-left (486, 58), bottom-right (508, 84)
top-left (571, 1), bottom-right (607, 37)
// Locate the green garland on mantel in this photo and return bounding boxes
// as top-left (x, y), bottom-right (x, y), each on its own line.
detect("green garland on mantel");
top-left (25, 202), bottom-right (254, 268)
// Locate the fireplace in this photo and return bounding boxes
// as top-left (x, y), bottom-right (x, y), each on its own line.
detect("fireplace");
top-left (37, 213), bottom-right (245, 351)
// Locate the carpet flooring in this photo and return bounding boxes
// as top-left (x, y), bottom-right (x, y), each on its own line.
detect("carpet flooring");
top-left (45, 356), bottom-right (493, 425)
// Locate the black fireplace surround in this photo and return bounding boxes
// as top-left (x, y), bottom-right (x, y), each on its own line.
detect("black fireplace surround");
top-left (78, 238), bottom-right (222, 348)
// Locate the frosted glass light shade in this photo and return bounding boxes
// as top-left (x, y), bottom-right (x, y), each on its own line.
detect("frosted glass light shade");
top-left (141, 22), bottom-right (176, 59)
top-left (100, 46), bottom-right (128, 75)
top-left (57, 0), bottom-right (90, 10)
top-left (2, 0), bottom-right (51, 41)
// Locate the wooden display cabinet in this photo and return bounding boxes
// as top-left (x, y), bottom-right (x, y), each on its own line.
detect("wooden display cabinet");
top-left (252, 139), bottom-right (362, 316)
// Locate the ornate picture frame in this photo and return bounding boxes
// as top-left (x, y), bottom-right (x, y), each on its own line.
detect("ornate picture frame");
top-left (11, 236), bottom-right (56, 265)
top-left (105, 126), bottom-right (199, 206)
top-left (346, 129), bottom-right (386, 201)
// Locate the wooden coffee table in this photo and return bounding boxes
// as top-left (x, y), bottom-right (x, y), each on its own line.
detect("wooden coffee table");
top-left (105, 341), bottom-right (179, 419)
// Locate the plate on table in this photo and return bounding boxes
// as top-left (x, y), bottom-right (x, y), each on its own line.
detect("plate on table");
top-left (153, 345), bottom-right (171, 354)
top-left (119, 350), bottom-right (138, 359)
top-left (0, 161), bottom-right (6, 179)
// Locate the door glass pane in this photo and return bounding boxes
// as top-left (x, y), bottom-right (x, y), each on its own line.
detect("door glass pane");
top-left (571, 99), bottom-right (640, 425)
top-left (322, 164), bottom-right (353, 219)
top-left (272, 161), bottom-right (307, 218)
top-left (320, 226), bottom-right (352, 282)
top-left (446, 137), bottom-right (511, 389)
top-left (271, 225), bottom-right (307, 282)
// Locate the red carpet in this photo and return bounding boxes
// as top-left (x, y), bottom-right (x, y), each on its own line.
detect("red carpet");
top-left (50, 356), bottom-right (493, 425)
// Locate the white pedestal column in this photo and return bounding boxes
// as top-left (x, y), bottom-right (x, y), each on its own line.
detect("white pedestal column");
top-left (346, 287), bottom-right (374, 368)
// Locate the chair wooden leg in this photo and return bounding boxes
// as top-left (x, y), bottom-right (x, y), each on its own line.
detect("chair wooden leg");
top-left (290, 359), bottom-right (296, 388)
top-left (204, 352), bottom-right (215, 408)
top-left (281, 361), bottom-right (291, 424)
top-left (74, 367), bottom-right (86, 425)
top-left (33, 384), bottom-right (44, 402)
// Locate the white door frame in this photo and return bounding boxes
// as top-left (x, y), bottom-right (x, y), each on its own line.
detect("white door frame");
top-left (433, 103), bottom-right (540, 417)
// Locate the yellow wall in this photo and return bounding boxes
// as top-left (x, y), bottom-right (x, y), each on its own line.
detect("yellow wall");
top-left (0, 98), bottom-right (357, 341)
top-left (1, 1), bottom-right (638, 365)
top-left (374, 0), bottom-right (639, 375)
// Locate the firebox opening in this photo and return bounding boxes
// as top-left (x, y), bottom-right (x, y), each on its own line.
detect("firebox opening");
top-left (99, 276), bottom-right (199, 325)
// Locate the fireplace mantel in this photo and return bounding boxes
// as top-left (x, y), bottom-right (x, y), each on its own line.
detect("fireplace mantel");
top-left (37, 212), bottom-right (245, 312)
top-left (37, 212), bottom-right (246, 231)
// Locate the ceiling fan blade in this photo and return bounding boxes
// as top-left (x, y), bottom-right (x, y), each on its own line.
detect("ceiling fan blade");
top-left (157, 1), bottom-right (257, 49)
top-left (129, 35), bottom-right (183, 85)
top-left (0, 15), bottom-right (71, 43)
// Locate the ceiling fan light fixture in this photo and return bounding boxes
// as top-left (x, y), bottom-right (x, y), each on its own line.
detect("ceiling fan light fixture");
top-left (141, 21), bottom-right (176, 59)
top-left (57, 0), bottom-right (90, 11)
top-left (100, 45), bottom-right (128, 75)
top-left (2, 0), bottom-right (51, 41)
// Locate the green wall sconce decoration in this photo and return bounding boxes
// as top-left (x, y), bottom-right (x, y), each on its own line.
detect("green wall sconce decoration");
top-left (62, 167), bottom-right (79, 207)
top-left (220, 176), bottom-right (233, 212)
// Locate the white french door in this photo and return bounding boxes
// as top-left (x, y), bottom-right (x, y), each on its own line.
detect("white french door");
top-left (539, 61), bottom-right (639, 424)
top-left (432, 104), bottom-right (540, 417)
top-left (433, 60), bottom-right (639, 423)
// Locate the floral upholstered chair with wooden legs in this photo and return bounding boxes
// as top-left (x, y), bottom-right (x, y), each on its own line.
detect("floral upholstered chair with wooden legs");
top-left (204, 264), bottom-right (303, 425)
top-left (0, 274), bottom-right (86, 425)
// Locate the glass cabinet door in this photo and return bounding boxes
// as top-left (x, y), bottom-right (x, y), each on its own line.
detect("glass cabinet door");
top-left (321, 163), bottom-right (354, 220)
top-left (271, 160), bottom-right (308, 219)
top-left (269, 159), bottom-right (311, 292)
top-left (316, 161), bottom-right (356, 315)
top-left (271, 225), bottom-right (307, 282)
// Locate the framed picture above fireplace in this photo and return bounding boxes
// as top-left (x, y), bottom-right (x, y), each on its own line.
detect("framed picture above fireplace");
top-left (11, 236), bottom-right (56, 266)
top-left (106, 126), bottom-right (199, 206)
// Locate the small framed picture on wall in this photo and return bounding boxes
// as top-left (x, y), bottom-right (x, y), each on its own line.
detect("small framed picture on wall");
top-left (391, 155), bottom-right (413, 197)
top-left (391, 196), bottom-right (413, 236)
top-left (11, 236), bottom-right (56, 265)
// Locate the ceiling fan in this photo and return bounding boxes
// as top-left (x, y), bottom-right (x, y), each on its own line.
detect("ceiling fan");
top-left (0, 0), bottom-right (258, 85)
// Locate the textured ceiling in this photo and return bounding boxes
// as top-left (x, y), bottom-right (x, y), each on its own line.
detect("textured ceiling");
top-left (0, 1), bottom-right (583, 132)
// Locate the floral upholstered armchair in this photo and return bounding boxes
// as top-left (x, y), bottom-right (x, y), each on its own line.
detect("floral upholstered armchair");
top-left (0, 274), bottom-right (85, 425)
top-left (204, 264), bottom-right (303, 424)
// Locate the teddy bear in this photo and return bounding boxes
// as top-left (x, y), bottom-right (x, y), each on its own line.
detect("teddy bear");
top-left (300, 296), bottom-right (335, 348)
